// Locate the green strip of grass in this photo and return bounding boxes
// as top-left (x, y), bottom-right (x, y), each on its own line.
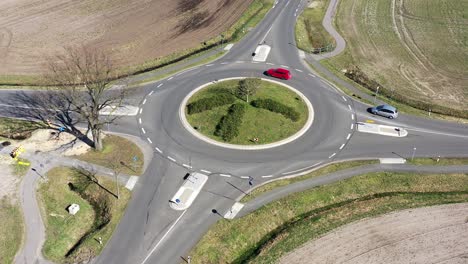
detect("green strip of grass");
top-left (186, 80), bottom-right (308, 145)
top-left (190, 172), bottom-right (468, 263)
top-left (241, 159), bottom-right (378, 202)
top-left (295, 0), bottom-right (335, 52)
top-left (0, 197), bottom-right (23, 264)
top-left (39, 167), bottom-right (131, 263)
top-left (74, 135), bottom-right (144, 175)
top-left (408, 157), bottom-right (468, 166)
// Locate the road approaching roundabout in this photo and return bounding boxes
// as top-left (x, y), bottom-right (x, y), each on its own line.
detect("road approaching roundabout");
top-left (179, 77), bottom-right (314, 150)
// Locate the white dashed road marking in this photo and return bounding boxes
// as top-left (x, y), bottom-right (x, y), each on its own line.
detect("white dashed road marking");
top-left (351, 114), bottom-right (355, 120)
top-left (206, 64), bottom-right (213, 67)
top-left (351, 123), bottom-right (354, 130)
top-left (149, 91), bottom-right (154, 96)
top-left (167, 156), bottom-right (176, 162)
top-left (138, 118), bottom-right (142, 124)
top-left (261, 175), bottom-right (273, 178)
top-left (342, 96), bottom-right (347, 101)
top-left (147, 138), bottom-right (152, 144)
top-left (155, 147), bottom-right (162, 153)
top-left (220, 174), bottom-right (231, 177)
top-left (348, 105), bottom-right (352, 111)
top-left (339, 143), bottom-right (345, 150)
top-left (142, 99), bottom-right (147, 105)
top-left (168, 77), bottom-right (173, 81)
top-left (182, 164), bottom-right (192, 168)
top-left (295, 69), bottom-right (303, 72)
top-left (347, 133), bottom-right (352, 140)
top-left (200, 169), bottom-right (211, 174)
top-left (240, 176), bottom-right (250, 179)
top-left (157, 83), bottom-right (163, 88)
top-left (266, 62), bottom-right (274, 65)
top-left (280, 65), bottom-right (289, 68)
top-left (308, 73), bottom-right (316, 77)
top-left (141, 128), bottom-right (146, 134)
top-left (139, 108), bottom-right (143, 114)
top-left (329, 153), bottom-right (336, 159)
top-left (221, 62), bottom-right (228, 65)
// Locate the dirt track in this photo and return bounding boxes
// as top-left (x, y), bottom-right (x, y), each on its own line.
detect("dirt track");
top-left (0, 0), bottom-right (252, 75)
top-left (280, 203), bottom-right (468, 264)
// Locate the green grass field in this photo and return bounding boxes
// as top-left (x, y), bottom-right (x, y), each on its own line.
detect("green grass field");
top-left (190, 172), bottom-right (468, 263)
top-left (241, 159), bottom-right (378, 202)
top-left (321, 0), bottom-right (467, 113)
top-left (186, 80), bottom-right (308, 145)
top-left (39, 167), bottom-right (131, 263)
top-left (295, 0), bottom-right (335, 52)
top-left (74, 135), bottom-right (144, 175)
top-left (0, 197), bottom-right (23, 264)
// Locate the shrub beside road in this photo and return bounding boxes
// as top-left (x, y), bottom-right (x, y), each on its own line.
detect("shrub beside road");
top-left (191, 172), bottom-right (468, 263)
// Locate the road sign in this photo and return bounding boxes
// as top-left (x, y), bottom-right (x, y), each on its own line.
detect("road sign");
top-left (248, 176), bottom-right (253, 186)
top-left (17, 161), bottom-right (30, 166)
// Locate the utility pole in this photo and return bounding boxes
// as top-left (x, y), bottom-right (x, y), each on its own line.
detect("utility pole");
top-left (374, 86), bottom-right (380, 104)
top-left (411, 147), bottom-right (417, 161)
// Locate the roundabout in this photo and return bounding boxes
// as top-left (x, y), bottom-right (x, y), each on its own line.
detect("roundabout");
top-left (136, 61), bottom-right (356, 178)
top-left (179, 77), bottom-right (314, 150)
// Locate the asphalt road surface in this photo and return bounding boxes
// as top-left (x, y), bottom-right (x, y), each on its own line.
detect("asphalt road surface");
top-left (0, 0), bottom-right (466, 263)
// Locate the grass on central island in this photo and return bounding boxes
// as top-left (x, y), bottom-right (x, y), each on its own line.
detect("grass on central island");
top-left (186, 80), bottom-right (308, 145)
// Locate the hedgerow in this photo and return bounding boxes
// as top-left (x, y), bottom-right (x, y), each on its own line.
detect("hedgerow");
top-left (251, 99), bottom-right (300, 121)
top-left (215, 103), bottom-right (245, 141)
top-left (187, 94), bottom-right (236, 114)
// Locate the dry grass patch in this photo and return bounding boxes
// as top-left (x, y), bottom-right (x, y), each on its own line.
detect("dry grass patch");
top-left (0, 197), bottom-right (23, 264)
top-left (75, 135), bottom-right (144, 175)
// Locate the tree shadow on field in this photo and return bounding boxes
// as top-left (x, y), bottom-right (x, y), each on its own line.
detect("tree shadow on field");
top-left (3, 91), bottom-right (94, 149)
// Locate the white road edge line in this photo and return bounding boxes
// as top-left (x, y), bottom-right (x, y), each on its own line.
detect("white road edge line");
top-left (147, 138), bottom-right (152, 144)
top-left (339, 143), bottom-right (345, 150)
top-left (281, 162), bottom-right (323, 175)
top-left (220, 174), bottom-right (231, 177)
top-left (346, 133), bottom-right (352, 140)
top-left (200, 169), bottom-right (211, 174)
top-left (155, 147), bottom-right (162, 153)
top-left (140, 210), bottom-right (187, 264)
top-left (329, 153), bottom-right (336, 159)
top-left (167, 156), bottom-right (176, 162)
top-left (157, 83), bottom-right (163, 88)
top-left (141, 128), bottom-right (146, 134)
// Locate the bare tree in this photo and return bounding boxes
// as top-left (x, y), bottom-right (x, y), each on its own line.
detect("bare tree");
top-left (236, 78), bottom-right (260, 103)
top-left (44, 46), bottom-right (125, 151)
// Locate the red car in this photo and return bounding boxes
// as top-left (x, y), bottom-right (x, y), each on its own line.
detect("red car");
top-left (266, 68), bottom-right (292, 80)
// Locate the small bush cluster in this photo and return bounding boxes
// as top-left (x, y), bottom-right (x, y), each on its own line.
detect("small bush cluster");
top-left (187, 94), bottom-right (236, 114)
top-left (215, 103), bottom-right (245, 141)
top-left (345, 66), bottom-right (468, 119)
top-left (251, 99), bottom-right (300, 121)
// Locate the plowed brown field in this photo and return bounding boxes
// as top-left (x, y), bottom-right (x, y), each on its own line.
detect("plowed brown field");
top-left (0, 0), bottom-right (252, 75)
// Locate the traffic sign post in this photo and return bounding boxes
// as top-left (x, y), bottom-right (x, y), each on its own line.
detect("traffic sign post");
top-left (248, 176), bottom-right (253, 196)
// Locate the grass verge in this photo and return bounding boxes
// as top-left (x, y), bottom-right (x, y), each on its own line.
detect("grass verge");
top-left (241, 159), bottom-right (378, 202)
top-left (186, 80), bottom-right (308, 144)
top-left (190, 172), bottom-right (468, 263)
top-left (39, 167), bottom-right (131, 263)
top-left (74, 135), bottom-right (144, 175)
top-left (295, 0), bottom-right (335, 52)
top-left (0, 197), bottom-right (23, 264)
top-left (408, 157), bottom-right (468, 166)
